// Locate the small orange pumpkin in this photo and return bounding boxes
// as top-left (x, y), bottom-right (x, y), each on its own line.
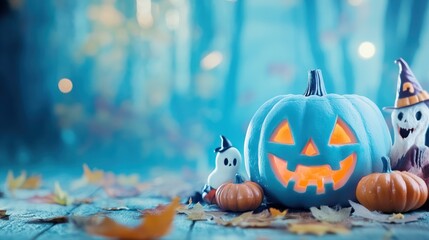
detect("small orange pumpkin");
top-left (215, 174), bottom-right (264, 212)
top-left (356, 157), bottom-right (428, 213)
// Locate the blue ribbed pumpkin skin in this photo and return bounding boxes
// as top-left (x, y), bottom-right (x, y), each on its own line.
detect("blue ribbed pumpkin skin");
top-left (244, 93), bottom-right (391, 208)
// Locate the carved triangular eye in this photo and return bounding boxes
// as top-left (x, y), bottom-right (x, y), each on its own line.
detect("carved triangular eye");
top-left (270, 120), bottom-right (294, 145)
top-left (329, 118), bottom-right (357, 145)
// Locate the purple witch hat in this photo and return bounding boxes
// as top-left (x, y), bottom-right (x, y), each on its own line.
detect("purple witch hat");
top-left (384, 58), bottom-right (429, 110)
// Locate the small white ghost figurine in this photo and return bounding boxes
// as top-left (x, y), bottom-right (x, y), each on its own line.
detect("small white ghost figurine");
top-left (387, 58), bottom-right (429, 180)
top-left (207, 135), bottom-right (242, 189)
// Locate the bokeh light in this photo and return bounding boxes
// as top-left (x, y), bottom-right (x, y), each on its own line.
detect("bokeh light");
top-left (201, 51), bottom-right (223, 70)
top-left (136, 0), bottom-right (153, 28)
top-left (165, 10), bottom-right (180, 30)
top-left (358, 41), bottom-right (376, 59)
top-left (58, 78), bottom-right (73, 94)
top-left (348, 0), bottom-right (364, 7)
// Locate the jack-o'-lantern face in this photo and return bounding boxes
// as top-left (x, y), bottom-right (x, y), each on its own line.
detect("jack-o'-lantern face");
top-left (268, 118), bottom-right (357, 194)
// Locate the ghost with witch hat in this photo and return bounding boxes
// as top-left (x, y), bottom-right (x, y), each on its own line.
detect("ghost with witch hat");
top-left (385, 58), bottom-right (429, 181)
top-left (202, 135), bottom-right (242, 204)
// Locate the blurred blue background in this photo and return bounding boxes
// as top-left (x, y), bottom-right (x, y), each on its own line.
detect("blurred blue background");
top-left (0, 0), bottom-right (428, 174)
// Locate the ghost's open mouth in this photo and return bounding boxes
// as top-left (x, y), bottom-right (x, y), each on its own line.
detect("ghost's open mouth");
top-left (268, 153), bottom-right (356, 194)
top-left (399, 127), bottom-right (414, 139)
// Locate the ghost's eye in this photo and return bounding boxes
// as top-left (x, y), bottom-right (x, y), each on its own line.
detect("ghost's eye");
top-left (224, 158), bottom-right (229, 166)
top-left (233, 158), bottom-right (237, 166)
top-left (398, 112), bottom-right (404, 121)
top-left (416, 111), bottom-right (422, 121)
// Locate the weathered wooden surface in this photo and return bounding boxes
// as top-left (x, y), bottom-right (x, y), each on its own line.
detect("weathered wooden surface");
top-left (1, 166), bottom-right (429, 240)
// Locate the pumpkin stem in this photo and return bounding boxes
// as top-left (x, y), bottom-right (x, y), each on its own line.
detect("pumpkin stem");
top-left (235, 174), bottom-right (244, 184)
top-left (304, 69), bottom-right (327, 97)
top-left (381, 157), bottom-right (393, 173)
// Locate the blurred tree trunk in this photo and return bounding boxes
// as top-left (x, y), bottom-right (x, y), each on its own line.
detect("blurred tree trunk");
top-left (333, 0), bottom-right (355, 93)
top-left (377, 0), bottom-right (428, 108)
top-left (189, 0), bottom-right (214, 97)
top-left (303, 0), bottom-right (335, 92)
top-left (0, 1), bottom-right (24, 163)
top-left (402, 0), bottom-right (428, 64)
top-left (19, 0), bottom-right (60, 161)
top-left (221, 0), bottom-right (244, 137)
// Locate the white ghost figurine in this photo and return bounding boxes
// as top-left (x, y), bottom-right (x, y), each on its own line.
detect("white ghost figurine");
top-left (390, 103), bottom-right (429, 168)
top-left (386, 58), bottom-right (429, 180)
top-left (207, 135), bottom-right (242, 189)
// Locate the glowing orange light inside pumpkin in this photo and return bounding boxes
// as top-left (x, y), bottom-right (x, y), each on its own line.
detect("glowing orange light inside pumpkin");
top-left (268, 117), bottom-right (358, 194)
top-left (269, 153), bottom-right (357, 194)
top-left (301, 139), bottom-right (319, 156)
top-left (329, 118), bottom-right (356, 145)
top-left (270, 120), bottom-right (294, 144)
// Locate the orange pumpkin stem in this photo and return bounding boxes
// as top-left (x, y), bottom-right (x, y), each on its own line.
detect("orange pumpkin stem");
top-left (381, 157), bottom-right (392, 173)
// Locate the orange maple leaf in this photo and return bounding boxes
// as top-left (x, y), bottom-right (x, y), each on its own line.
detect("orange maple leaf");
top-left (21, 175), bottom-right (42, 189)
top-left (83, 164), bottom-right (104, 184)
top-left (269, 208), bottom-right (288, 218)
top-left (86, 197), bottom-right (180, 239)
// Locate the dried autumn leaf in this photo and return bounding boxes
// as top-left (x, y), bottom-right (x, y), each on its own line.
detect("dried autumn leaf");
top-left (388, 213), bottom-right (404, 221)
top-left (349, 201), bottom-right (422, 223)
top-left (288, 222), bottom-right (350, 236)
top-left (177, 202), bottom-right (208, 221)
top-left (140, 203), bottom-right (170, 216)
top-left (104, 184), bottom-right (140, 198)
top-left (83, 164), bottom-right (104, 185)
top-left (7, 171), bottom-right (42, 191)
top-left (269, 208), bottom-right (288, 218)
top-left (73, 198), bottom-right (94, 205)
top-left (86, 197), bottom-right (180, 239)
top-left (310, 205), bottom-right (351, 223)
top-left (53, 182), bottom-right (73, 206)
top-left (116, 174), bottom-right (140, 186)
top-left (0, 210), bottom-right (10, 220)
top-left (6, 171), bottom-right (26, 190)
top-left (214, 210), bottom-right (273, 228)
top-left (27, 194), bottom-right (56, 204)
top-left (28, 216), bottom-right (69, 224)
top-left (103, 206), bottom-right (130, 211)
top-left (21, 175), bottom-right (42, 189)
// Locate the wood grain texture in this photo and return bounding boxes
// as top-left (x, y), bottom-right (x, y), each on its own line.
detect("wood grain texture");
top-left (1, 168), bottom-right (429, 240)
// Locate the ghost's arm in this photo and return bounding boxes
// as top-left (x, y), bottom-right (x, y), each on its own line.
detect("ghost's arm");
top-left (394, 145), bottom-right (427, 171)
top-left (420, 147), bottom-right (429, 178)
top-left (393, 154), bottom-right (412, 171)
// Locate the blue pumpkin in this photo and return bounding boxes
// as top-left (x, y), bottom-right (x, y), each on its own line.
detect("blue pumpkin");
top-left (244, 70), bottom-right (391, 208)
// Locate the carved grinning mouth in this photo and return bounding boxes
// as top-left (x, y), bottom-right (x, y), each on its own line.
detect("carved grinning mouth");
top-left (399, 127), bottom-right (414, 139)
top-left (268, 153), bottom-right (357, 194)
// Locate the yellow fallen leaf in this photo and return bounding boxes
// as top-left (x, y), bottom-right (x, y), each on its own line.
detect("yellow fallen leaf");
top-left (53, 182), bottom-right (73, 206)
top-left (177, 202), bottom-right (208, 221)
top-left (86, 197), bottom-right (180, 239)
top-left (288, 222), bottom-right (350, 236)
top-left (269, 208), bottom-right (288, 218)
top-left (7, 171), bottom-right (41, 190)
top-left (116, 174), bottom-right (140, 186)
top-left (214, 210), bottom-right (273, 228)
top-left (388, 213), bottom-right (404, 221)
top-left (6, 171), bottom-right (26, 191)
top-left (83, 164), bottom-right (104, 184)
